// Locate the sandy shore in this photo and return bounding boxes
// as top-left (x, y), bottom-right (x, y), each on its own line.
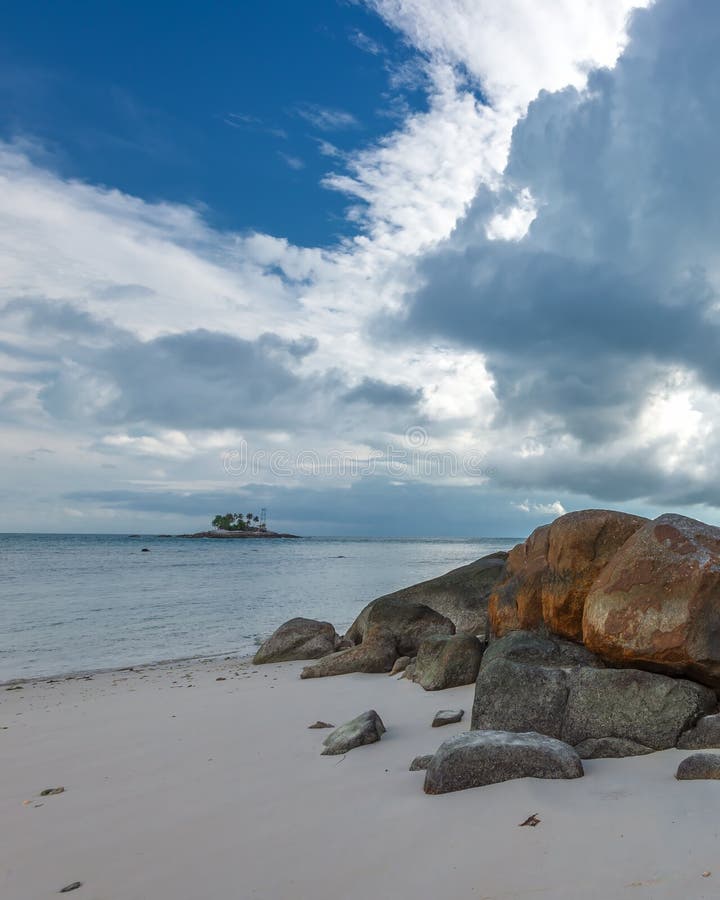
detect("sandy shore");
top-left (2, 658), bottom-right (720, 900)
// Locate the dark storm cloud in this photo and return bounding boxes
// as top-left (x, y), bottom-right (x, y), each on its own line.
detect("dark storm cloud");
top-left (486, 444), bottom-right (720, 509)
top-left (395, 0), bottom-right (720, 503)
top-left (39, 325), bottom-right (337, 431)
top-left (1, 299), bottom-right (423, 433)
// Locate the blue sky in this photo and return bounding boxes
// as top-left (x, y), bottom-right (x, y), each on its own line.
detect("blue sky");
top-left (6, 0), bottom-right (720, 536)
top-left (1, 0), bottom-right (426, 245)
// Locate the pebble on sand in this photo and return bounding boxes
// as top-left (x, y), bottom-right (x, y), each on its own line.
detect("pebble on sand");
top-left (432, 709), bottom-right (464, 728)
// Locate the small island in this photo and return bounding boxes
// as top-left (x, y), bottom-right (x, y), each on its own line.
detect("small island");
top-left (177, 511), bottom-right (299, 539)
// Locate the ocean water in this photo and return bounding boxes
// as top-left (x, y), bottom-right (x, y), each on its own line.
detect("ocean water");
top-left (0, 534), bottom-right (517, 682)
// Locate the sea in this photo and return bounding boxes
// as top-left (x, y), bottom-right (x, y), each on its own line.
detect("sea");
top-left (0, 533), bottom-right (517, 682)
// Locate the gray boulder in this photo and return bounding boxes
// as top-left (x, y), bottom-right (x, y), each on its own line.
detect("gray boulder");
top-left (677, 714), bottom-right (720, 749)
top-left (432, 709), bottom-right (464, 727)
top-left (424, 730), bottom-right (583, 795)
top-left (346, 552), bottom-right (507, 641)
top-left (321, 710), bottom-right (386, 755)
top-left (415, 634), bottom-right (483, 691)
top-left (472, 661), bottom-right (715, 751)
top-left (301, 629), bottom-right (397, 679)
top-left (676, 753), bottom-right (720, 780)
top-left (303, 600), bottom-right (454, 679)
top-left (472, 659), bottom-right (569, 739)
top-left (363, 598), bottom-right (456, 657)
top-left (409, 754), bottom-right (434, 771)
top-left (481, 630), bottom-right (603, 670)
top-left (562, 668), bottom-right (716, 751)
top-left (253, 617), bottom-right (338, 664)
top-left (574, 737), bottom-right (653, 759)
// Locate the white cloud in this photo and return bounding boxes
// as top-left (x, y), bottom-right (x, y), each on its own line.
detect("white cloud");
top-left (365, 0), bottom-right (651, 108)
top-left (485, 187), bottom-right (537, 242)
top-left (295, 104), bottom-right (360, 131)
top-left (1, 0), bottom-right (674, 533)
top-left (101, 432), bottom-right (197, 460)
top-left (397, 0), bottom-right (720, 517)
top-left (324, 0), bottom-right (651, 253)
top-left (514, 500), bottom-right (567, 517)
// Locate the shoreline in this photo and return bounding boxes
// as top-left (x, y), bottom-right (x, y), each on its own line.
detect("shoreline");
top-left (0, 650), bottom-right (256, 688)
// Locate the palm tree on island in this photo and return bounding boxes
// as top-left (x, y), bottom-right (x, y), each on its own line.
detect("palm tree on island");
top-left (178, 509), bottom-right (297, 538)
top-left (211, 512), bottom-right (266, 532)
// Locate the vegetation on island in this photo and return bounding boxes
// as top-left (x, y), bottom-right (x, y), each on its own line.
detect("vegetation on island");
top-left (211, 512), bottom-right (266, 532)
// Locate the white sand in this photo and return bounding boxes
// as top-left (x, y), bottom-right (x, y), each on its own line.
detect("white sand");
top-left (2, 657), bottom-right (720, 900)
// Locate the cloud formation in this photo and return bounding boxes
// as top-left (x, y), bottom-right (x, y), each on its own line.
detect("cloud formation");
top-left (404, 0), bottom-right (720, 508)
top-left (9, 0), bottom-right (710, 534)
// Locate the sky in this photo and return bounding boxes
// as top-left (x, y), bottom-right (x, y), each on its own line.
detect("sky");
top-left (3, 0), bottom-right (720, 536)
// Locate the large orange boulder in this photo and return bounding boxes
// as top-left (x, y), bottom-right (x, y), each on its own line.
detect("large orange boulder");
top-left (488, 524), bottom-right (550, 636)
top-left (583, 514), bottom-right (720, 687)
top-left (542, 510), bottom-right (647, 640)
top-left (489, 510), bottom-right (647, 640)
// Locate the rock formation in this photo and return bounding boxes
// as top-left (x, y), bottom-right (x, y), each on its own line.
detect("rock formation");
top-left (301, 599), bottom-right (454, 679)
top-left (253, 618), bottom-right (339, 664)
top-left (489, 510), bottom-right (646, 640)
top-left (583, 514), bottom-right (720, 687)
top-left (259, 508), bottom-right (720, 767)
top-left (472, 655), bottom-right (715, 752)
top-left (414, 634), bottom-right (483, 691)
top-left (480, 630), bottom-right (603, 670)
top-left (423, 730), bottom-right (584, 794)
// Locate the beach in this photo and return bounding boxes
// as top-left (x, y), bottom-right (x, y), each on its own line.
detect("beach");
top-left (2, 656), bottom-right (719, 900)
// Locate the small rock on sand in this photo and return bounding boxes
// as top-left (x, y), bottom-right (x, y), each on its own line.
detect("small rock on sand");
top-left (389, 656), bottom-right (411, 676)
top-left (676, 753), bottom-right (720, 780)
top-left (321, 710), bottom-right (386, 755)
top-left (409, 754), bottom-right (434, 771)
top-left (40, 787), bottom-right (65, 796)
top-left (59, 882), bottom-right (83, 893)
top-left (308, 721), bottom-right (334, 729)
top-left (519, 814), bottom-right (541, 827)
top-left (432, 709), bottom-right (464, 728)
